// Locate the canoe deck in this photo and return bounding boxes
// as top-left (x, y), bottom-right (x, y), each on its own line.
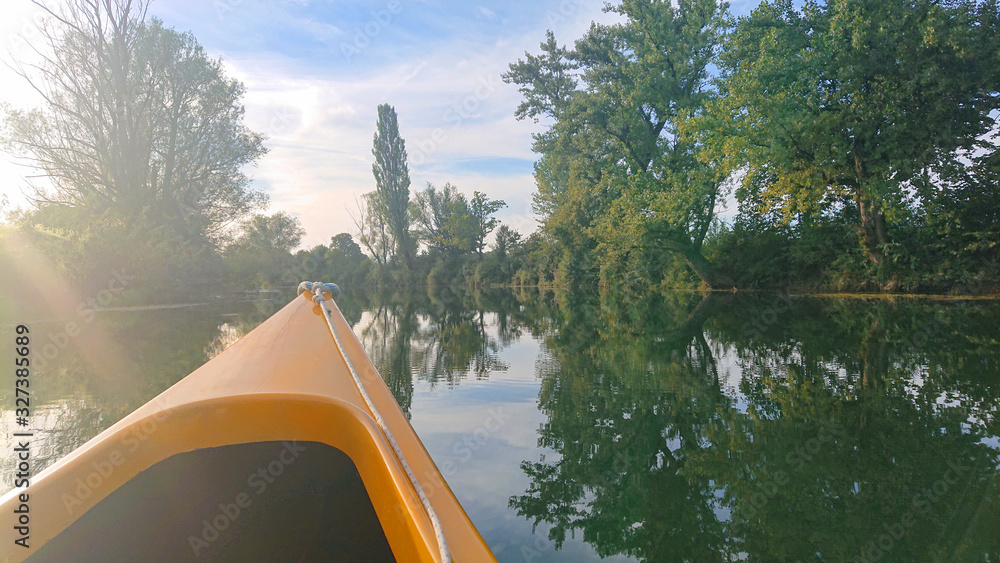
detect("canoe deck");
top-left (30, 441), bottom-right (395, 562)
top-left (1, 291), bottom-right (495, 562)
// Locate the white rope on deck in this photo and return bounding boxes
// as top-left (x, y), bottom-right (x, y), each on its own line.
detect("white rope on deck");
top-left (297, 281), bottom-right (451, 563)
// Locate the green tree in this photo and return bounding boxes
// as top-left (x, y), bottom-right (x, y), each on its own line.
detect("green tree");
top-left (468, 191), bottom-right (506, 257)
top-left (3, 0), bottom-right (267, 247)
top-left (493, 224), bottom-right (521, 258)
top-left (224, 212), bottom-right (303, 286)
top-left (492, 224), bottom-right (523, 280)
top-left (352, 191), bottom-right (393, 267)
top-left (713, 0), bottom-right (1000, 279)
top-left (412, 183), bottom-right (475, 254)
top-left (331, 232), bottom-right (363, 259)
top-left (412, 183), bottom-right (507, 259)
top-left (228, 212), bottom-right (303, 254)
top-left (504, 0), bottom-right (733, 288)
top-left (371, 104), bottom-right (414, 267)
top-left (320, 233), bottom-right (371, 286)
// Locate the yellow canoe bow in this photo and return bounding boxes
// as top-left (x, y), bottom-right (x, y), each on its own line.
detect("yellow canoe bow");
top-left (1, 282), bottom-right (496, 562)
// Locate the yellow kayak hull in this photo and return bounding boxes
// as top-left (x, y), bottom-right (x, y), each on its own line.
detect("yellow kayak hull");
top-left (1, 291), bottom-right (496, 562)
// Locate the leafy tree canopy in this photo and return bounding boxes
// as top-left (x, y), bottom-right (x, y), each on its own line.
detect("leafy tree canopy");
top-left (505, 0), bottom-right (734, 288)
top-left (711, 0), bottom-right (1000, 269)
top-left (228, 212), bottom-right (304, 254)
top-left (3, 0), bottom-right (267, 249)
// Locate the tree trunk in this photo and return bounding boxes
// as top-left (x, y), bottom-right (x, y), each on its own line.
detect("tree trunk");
top-left (663, 239), bottom-right (736, 290)
top-left (857, 193), bottom-right (888, 267)
top-left (853, 151), bottom-right (889, 269)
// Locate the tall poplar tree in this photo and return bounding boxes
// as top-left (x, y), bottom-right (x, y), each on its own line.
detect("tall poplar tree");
top-left (371, 104), bottom-right (414, 268)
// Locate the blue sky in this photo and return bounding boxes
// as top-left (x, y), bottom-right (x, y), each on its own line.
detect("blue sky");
top-left (1, 0), bottom-right (762, 248)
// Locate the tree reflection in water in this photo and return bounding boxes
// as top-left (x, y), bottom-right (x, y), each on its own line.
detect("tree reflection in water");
top-left (351, 287), bottom-right (519, 417)
top-left (510, 293), bottom-right (1000, 562)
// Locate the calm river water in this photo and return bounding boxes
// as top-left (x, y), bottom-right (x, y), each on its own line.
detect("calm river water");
top-left (3, 287), bottom-right (999, 561)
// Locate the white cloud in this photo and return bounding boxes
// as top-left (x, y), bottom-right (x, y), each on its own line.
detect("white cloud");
top-left (290, 17), bottom-right (342, 45)
top-left (223, 54), bottom-right (531, 247)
